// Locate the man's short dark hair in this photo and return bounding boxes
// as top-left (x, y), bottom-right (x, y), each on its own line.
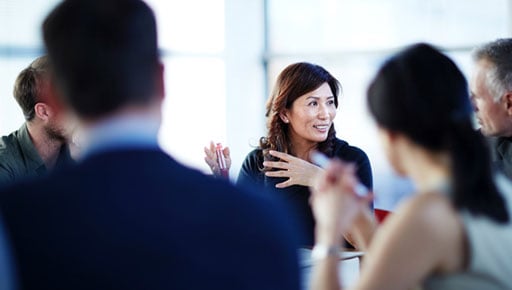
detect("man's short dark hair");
top-left (42, 0), bottom-right (160, 119)
top-left (13, 56), bottom-right (51, 121)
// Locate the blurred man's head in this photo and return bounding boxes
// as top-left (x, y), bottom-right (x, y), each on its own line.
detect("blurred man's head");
top-left (471, 38), bottom-right (512, 137)
top-left (13, 55), bottom-right (73, 142)
top-left (42, 0), bottom-right (163, 121)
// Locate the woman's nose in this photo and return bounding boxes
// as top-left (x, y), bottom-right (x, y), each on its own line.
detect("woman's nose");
top-left (318, 105), bottom-right (330, 119)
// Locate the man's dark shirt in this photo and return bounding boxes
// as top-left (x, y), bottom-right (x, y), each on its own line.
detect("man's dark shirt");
top-left (0, 123), bottom-right (73, 188)
top-left (489, 136), bottom-right (512, 180)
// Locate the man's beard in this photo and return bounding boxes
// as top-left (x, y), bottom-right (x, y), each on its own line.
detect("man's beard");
top-left (45, 123), bottom-right (67, 143)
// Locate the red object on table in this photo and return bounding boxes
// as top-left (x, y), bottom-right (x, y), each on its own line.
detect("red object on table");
top-left (374, 208), bottom-right (391, 224)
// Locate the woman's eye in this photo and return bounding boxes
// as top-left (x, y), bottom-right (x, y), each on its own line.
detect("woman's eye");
top-left (327, 100), bottom-right (335, 105)
top-left (308, 101), bottom-right (318, 106)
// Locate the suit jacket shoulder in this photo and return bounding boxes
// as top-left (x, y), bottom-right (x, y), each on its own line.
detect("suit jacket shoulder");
top-left (0, 148), bottom-right (300, 290)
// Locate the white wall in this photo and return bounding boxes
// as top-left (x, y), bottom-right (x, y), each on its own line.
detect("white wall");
top-left (0, 0), bottom-right (511, 210)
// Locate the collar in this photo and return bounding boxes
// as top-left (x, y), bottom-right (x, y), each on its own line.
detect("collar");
top-left (497, 136), bottom-right (512, 144)
top-left (79, 113), bottom-right (160, 159)
top-left (18, 123), bottom-right (46, 175)
top-left (496, 136), bottom-right (512, 159)
top-left (19, 123), bottom-right (75, 174)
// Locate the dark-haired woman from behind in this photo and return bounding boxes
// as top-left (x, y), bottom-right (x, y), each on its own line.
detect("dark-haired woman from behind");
top-left (205, 62), bottom-right (374, 248)
top-left (310, 43), bottom-right (512, 290)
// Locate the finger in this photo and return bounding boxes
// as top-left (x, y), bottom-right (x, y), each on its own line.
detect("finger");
top-left (204, 146), bottom-right (214, 158)
top-left (265, 170), bottom-right (289, 178)
top-left (204, 157), bottom-right (216, 169)
top-left (205, 142), bottom-right (216, 154)
top-left (324, 160), bottom-right (344, 184)
top-left (222, 147), bottom-right (232, 168)
top-left (275, 179), bottom-right (292, 188)
top-left (358, 191), bottom-right (375, 203)
top-left (345, 163), bottom-right (357, 176)
top-left (327, 159), bottom-right (357, 184)
top-left (268, 150), bottom-right (292, 161)
top-left (204, 157), bottom-right (214, 167)
top-left (204, 157), bottom-right (219, 175)
top-left (204, 150), bottom-right (216, 161)
top-left (223, 146), bottom-right (230, 158)
top-left (262, 161), bottom-right (289, 170)
top-left (335, 163), bottom-right (367, 198)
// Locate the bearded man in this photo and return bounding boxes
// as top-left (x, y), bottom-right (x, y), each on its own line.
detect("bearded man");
top-left (0, 55), bottom-right (75, 187)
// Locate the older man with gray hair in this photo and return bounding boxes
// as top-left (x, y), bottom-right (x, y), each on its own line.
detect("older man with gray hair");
top-left (471, 38), bottom-right (512, 179)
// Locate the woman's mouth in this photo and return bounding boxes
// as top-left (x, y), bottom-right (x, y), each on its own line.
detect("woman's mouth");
top-left (313, 124), bottom-right (330, 132)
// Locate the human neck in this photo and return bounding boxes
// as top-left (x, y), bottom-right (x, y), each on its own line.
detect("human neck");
top-left (81, 100), bottom-right (162, 129)
top-left (26, 121), bottom-right (65, 170)
top-left (78, 102), bottom-right (162, 156)
top-left (288, 135), bottom-right (317, 160)
top-left (403, 148), bottom-right (452, 194)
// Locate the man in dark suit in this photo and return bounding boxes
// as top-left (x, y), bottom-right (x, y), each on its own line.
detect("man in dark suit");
top-left (0, 1), bottom-right (300, 289)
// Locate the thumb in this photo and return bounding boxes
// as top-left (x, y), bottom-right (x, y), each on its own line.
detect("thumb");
top-left (223, 146), bottom-right (230, 157)
top-left (358, 190), bottom-right (375, 205)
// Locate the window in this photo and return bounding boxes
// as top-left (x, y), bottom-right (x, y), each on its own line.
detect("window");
top-left (0, 0), bottom-right (509, 209)
top-left (266, 0), bottom-right (510, 209)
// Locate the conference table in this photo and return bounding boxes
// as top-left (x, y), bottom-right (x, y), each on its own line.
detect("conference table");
top-left (299, 248), bottom-right (363, 290)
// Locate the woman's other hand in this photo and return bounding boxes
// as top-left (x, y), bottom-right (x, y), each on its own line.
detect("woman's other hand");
top-left (204, 141), bottom-right (231, 177)
top-left (263, 150), bottom-right (323, 188)
top-left (310, 158), bottom-right (374, 246)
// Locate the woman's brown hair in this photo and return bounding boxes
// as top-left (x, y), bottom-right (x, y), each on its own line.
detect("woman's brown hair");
top-left (260, 62), bottom-right (341, 166)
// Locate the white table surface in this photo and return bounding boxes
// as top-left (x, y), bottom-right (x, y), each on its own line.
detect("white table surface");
top-left (299, 248), bottom-right (362, 290)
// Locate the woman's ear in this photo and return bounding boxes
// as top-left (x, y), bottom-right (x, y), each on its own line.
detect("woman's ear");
top-left (34, 103), bottom-right (52, 122)
top-left (279, 111), bottom-right (289, 123)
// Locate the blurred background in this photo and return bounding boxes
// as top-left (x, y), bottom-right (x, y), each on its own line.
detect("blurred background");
top-left (0, 0), bottom-right (510, 210)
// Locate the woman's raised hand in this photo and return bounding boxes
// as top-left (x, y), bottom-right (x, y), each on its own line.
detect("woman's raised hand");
top-left (204, 141), bottom-right (231, 177)
top-left (263, 150), bottom-right (324, 188)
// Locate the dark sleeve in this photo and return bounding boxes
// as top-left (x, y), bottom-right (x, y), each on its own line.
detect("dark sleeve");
top-left (0, 138), bottom-right (21, 189)
top-left (353, 149), bottom-right (373, 191)
top-left (0, 165), bottom-right (14, 190)
top-left (334, 144), bottom-right (373, 211)
top-left (335, 145), bottom-right (373, 190)
top-left (236, 150), bottom-right (265, 189)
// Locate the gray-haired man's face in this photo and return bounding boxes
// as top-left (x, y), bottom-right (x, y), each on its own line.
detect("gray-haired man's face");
top-left (470, 59), bottom-right (512, 137)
